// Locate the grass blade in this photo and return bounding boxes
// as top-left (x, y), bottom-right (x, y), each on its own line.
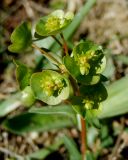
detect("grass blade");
top-left (99, 76), bottom-right (128, 118)
top-left (63, 135), bottom-right (81, 160)
top-left (2, 113), bottom-right (76, 134)
top-left (29, 104), bottom-right (75, 120)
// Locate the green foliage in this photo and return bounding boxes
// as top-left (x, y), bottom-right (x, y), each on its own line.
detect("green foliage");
top-left (7, 8), bottom-right (108, 129)
top-left (6, 5), bottom-right (110, 159)
top-left (0, 93), bottom-right (21, 117)
top-left (63, 136), bottom-right (81, 160)
top-left (3, 113), bottom-right (76, 134)
top-left (21, 86), bottom-right (35, 107)
top-left (14, 60), bottom-right (33, 90)
top-left (36, 10), bottom-right (74, 36)
top-left (30, 70), bottom-right (72, 105)
top-left (72, 41), bottom-right (105, 75)
top-left (29, 104), bottom-right (75, 120)
top-left (86, 109), bottom-right (101, 129)
top-left (26, 139), bottom-right (63, 159)
top-left (80, 83), bottom-right (108, 109)
top-left (63, 55), bottom-right (101, 85)
top-left (8, 22), bottom-right (32, 53)
top-left (70, 96), bottom-right (86, 118)
top-left (99, 76), bottom-right (128, 118)
top-left (63, 41), bottom-right (106, 85)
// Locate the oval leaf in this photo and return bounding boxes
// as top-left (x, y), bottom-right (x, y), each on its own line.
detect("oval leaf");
top-left (36, 10), bottom-right (74, 36)
top-left (2, 113), bottom-right (76, 134)
top-left (30, 70), bottom-right (71, 105)
top-left (21, 86), bottom-right (35, 107)
top-left (72, 41), bottom-right (106, 76)
top-left (8, 22), bottom-right (32, 53)
top-left (14, 60), bottom-right (33, 90)
top-left (80, 83), bottom-right (108, 102)
top-left (63, 55), bottom-right (100, 85)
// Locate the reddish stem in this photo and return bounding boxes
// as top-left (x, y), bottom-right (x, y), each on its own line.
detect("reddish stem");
top-left (60, 33), bottom-right (68, 55)
top-left (70, 76), bottom-right (86, 159)
top-left (81, 117), bottom-right (86, 160)
top-left (71, 77), bottom-right (86, 159)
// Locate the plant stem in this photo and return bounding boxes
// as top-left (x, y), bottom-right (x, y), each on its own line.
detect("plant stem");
top-left (60, 33), bottom-right (69, 55)
top-left (32, 44), bottom-right (61, 66)
top-left (32, 38), bottom-right (44, 42)
top-left (70, 76), bottom-right (86, 159)
top-left (52, 35), bottom-right (62, 47)
top-left (81, 117), bottom-right (86, 160)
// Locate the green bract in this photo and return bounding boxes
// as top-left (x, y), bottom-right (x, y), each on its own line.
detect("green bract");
top-left (63, 56), bottom-right (100, 85)
top-left (30, 70), bottom-right (72, 105)
top-left (63, 41), bottom-right (106, 85)
top-left (73, 41), bottom-right (106, 75)
top-left (70, 83), bottom-right (107, 118)
top-left (8, 22), bottom-right (32, 53)
top-left (70, 96), bottom-right (86, 118)
top-left (80, 83), bottom-right (108, 109)
top-left (21, 86), bottom-right (35, 107)
top-left (35, 10), bottom-right (74, 36)
top-left (14, 60), bottom-right (33, 90)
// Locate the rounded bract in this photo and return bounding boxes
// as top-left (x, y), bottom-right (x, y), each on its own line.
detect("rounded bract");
top-left (72, 41), bottom-right (106, 76)
top-left (30, 70), bottom-right (72, 105)
top-left (35, 10), bottom-right (74, 36)
top-left (21, 86), bottom-right (35, 107)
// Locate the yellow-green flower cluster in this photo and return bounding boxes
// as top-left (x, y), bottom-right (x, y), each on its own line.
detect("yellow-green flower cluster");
top-left (40, 76), bottom-right (66, 97)
top-left (45, 16), bottom-right (60, 33)
top-left (83, 98), bottom-right (94, 110)
top-left (76, 52), bottom-right (91, 75)
top-left (45, 10), bottom-right (74, 33)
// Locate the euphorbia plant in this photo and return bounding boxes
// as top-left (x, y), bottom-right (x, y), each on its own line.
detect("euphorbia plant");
top-left (8, 9), bottom-right (107, 160)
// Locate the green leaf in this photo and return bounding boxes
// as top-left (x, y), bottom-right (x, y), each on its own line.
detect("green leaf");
top-left (14, 60), bottom-right (33, 90)
top-left (63, 40), bottom-right (106, 85)
top-left (26, 140), bottom-right (63, 159)
top-left (63, 56), bottom-right (80, 77)
top-left (35, 10), bottom-right (74, 37)
top-left (63, 55), bottom-right (101, 85)
top-left (79, 82), bottom-right (108, 111)
top-left (86, 151), bottom-right (95, 160)
top-left (63, 136), bottom-right (81, 160)
top-left (72, 41), bottom-right (105, 76)
top-left (2, 113), bottom-right (76, 134)
top-left (99, 76), bottom-right (128, 118)
top-left (29, 104), bottom-right (75, 120)
top-left (86, 109), bottom-right (101, 129)
top-left (70, 96), bottom-right (86, 118)
top-left (77, 74), bottom-right (100, 85)
top-left (101, 136), bottom-right (113, 148)
top-left (21, 86), bottom-right (35, 107)
top-left (8, 22), bottom-right (32, 53)
top-left (73, 41), bottom-right (101, 58)
top-left (35, 0), bottom-right (97, 64)
top-left (0, 93), bottom-right (21, 117)
top-left (80, 83), bottom-right (108, 102)
top-left (100, 74), bottom-right (108, 82)
top-left (30, 70), bottom-right (71, 105)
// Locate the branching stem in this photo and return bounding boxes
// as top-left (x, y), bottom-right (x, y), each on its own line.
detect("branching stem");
top-left (32, 44), bottom-right (61, 66)
top-left (60, 33), bottom-right (69, 55)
